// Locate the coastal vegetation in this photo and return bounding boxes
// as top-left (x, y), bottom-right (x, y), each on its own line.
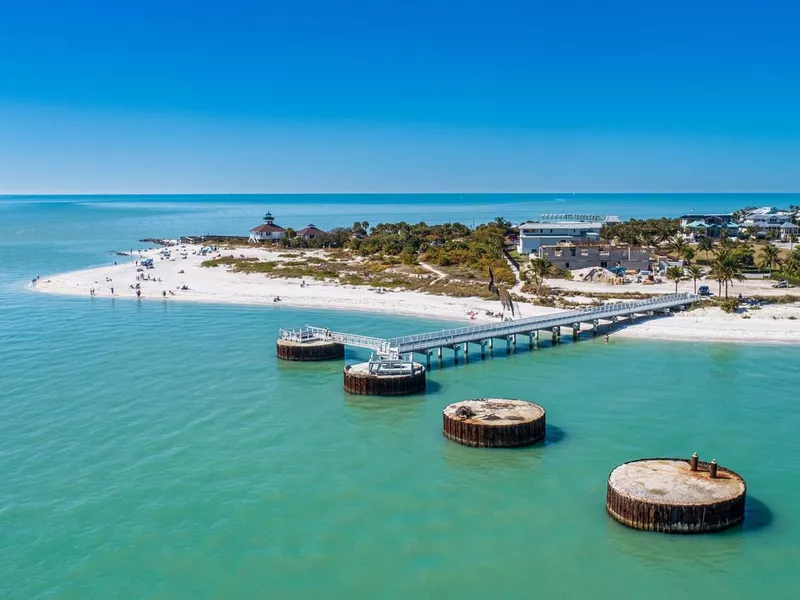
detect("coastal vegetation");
top-left (200, 253), bottom-right (504, 300)
top-left (268, 220), bottom-right (516, 287)
top-left (199, 207), bottom-right (800, 309)
top-left (600, 218), bottom-right (681, 246)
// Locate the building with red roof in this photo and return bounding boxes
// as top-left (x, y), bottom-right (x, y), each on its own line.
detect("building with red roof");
top-left (249, 212), bottom-right (286, 242)
top-left (296, 224), bottom-right (327, 240)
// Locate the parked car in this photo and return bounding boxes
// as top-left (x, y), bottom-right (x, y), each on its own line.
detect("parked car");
top-left (697, 285), bottom-right (712, 296)
top-left (772, 279), bottom-right (793, 289)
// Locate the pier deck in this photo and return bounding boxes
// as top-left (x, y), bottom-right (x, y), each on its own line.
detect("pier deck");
top-left (279, 293), bottom-right (697, 362)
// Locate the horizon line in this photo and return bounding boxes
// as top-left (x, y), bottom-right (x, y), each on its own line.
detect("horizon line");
top-left (2, 191), bottom-right (800, 197)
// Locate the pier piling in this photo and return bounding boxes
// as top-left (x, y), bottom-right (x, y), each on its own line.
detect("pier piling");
top-left (606, 456), bottom-right (746, 533)
top-left (442, 399), bottom-right (546, 448)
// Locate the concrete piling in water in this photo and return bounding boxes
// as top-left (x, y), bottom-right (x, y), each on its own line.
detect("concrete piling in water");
top-left (276, 338), bottom-right (344, 361)
top-left (442, 399), bottom-right (546, 448)
top-left (343, 361), bottom-right (426, 396)
top-left (606, 456), bottom-right (746, 533)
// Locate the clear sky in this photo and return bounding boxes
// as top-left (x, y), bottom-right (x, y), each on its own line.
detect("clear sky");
top-left (1, 0), bottom-right (798, 194)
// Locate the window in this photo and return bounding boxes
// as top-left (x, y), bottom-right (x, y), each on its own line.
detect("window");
top-left (565, 262), bottom-right (570, 269)
top-left (570, 247), bottom-right (576, 256)
top-left (600, 261), bottom-right (608, 268)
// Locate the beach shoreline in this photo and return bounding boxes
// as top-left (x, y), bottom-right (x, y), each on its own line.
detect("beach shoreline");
top-left (31, 244), bottom-right (800, 345)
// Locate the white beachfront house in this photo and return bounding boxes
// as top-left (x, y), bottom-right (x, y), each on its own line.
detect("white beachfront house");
top-left (516, 215), bottom-right (618, 254)
top-left (249, 212), bottom-right (286, 242)
top-left (738, 209), bottom-right (797, 239)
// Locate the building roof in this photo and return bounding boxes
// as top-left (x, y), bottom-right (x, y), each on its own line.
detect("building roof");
top-left (685, 220), bottom-right (708, 228)
top-left (518, 221), bottom-right (604, 229)
top-left (781, 222), bottom-right (798, 228)
top-left (679, 213), bottom-right (733, 219)
top-left (250, 223), bottom-right (286, 233)
top-left (297, 224), bottom-right (326, 236)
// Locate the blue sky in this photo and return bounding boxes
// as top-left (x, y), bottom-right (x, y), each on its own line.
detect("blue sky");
top-left (1, 0), bottom-right (798, 193)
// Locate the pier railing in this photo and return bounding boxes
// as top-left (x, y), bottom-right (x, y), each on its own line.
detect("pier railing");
top-left (279, 325), bottom-right (391, 354)
top-left (389, 293), bottom-right (697, 354)
top-left (281, 293), bottom-right (697, 359)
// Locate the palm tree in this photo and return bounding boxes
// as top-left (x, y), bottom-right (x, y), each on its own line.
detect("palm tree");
top-left (669, 236), bottom-right (687, 255)
top-left (686, 265), bottom-right (703, 293)
top-left (493, 217), bottom-right (511, 232)
top-left (697, 236), bottom-right (714, 264)
top-left (681, 246), bottom-right (696, 265)
top-left (526, 258), bottom-right (555, 294)
top-left (759, 244), bottom-right (782, 275)
top-left (709, 250), bottom-right (744, 298)
top-left (666, 266), bottom-right (684, 293)
top-left (785, 248), bottom-right (800, 277)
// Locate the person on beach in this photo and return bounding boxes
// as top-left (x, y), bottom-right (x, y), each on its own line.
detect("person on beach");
top-left (605, 334), bottom-right (610, 343)
top-left (110, 287), bottom-right (114, 295)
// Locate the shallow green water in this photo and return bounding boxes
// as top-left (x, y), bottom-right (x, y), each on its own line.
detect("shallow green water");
top-left (1, 196), bottom-right (798, 599)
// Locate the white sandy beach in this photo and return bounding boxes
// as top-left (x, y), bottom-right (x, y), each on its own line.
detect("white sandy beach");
top-left (32, 244), bottom-right (800, 344)
top-left (32, 245), bottom-right (555, 323)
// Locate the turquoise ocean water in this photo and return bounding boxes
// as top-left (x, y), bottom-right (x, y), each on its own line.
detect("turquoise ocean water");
top-left (1, 194), bottom-right (799, 599)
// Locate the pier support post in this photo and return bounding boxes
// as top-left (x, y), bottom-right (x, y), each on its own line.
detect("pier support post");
top-left (481, 340), bottom-right (487, 359)
top-left (552, 327), bottom-right (559, 345)
top-left (437, 347), bottom-right (443, 361)
top-left (426, 351), bottom-right (431, 370)
top-left (463, 342), bottom-right (469, 362)
top-left (592, 319), bottom-right (599, 336)
top-left (488, 338), bottom-right (494, 351)
top-left (528, 333), bottom-right (534, 349)
top-left (572, 323), bottom-right (580, 341)
top-left (534, 330), bottom-right (539, 348)
top-left (453, 345), bottom-right (459, 365)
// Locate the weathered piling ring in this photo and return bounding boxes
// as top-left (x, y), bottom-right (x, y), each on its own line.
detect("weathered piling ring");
top-left (276, 338), bottom-right (344, 361)
top-left (606, 456), bottom-right (746, 533)
top-left (343, 362), bottom-right (426, 395)
top-left (442, 399), bottom-right (546, 448)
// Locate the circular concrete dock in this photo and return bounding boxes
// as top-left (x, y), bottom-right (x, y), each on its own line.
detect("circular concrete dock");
top-left (606, 457), bottom-right (746, 533)
top-left (343, 362), bottom-right (426, 395)
top-left (276, 338), bottom-right (344, 361)
top-left (442, 399), bottom-right (546, 448)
